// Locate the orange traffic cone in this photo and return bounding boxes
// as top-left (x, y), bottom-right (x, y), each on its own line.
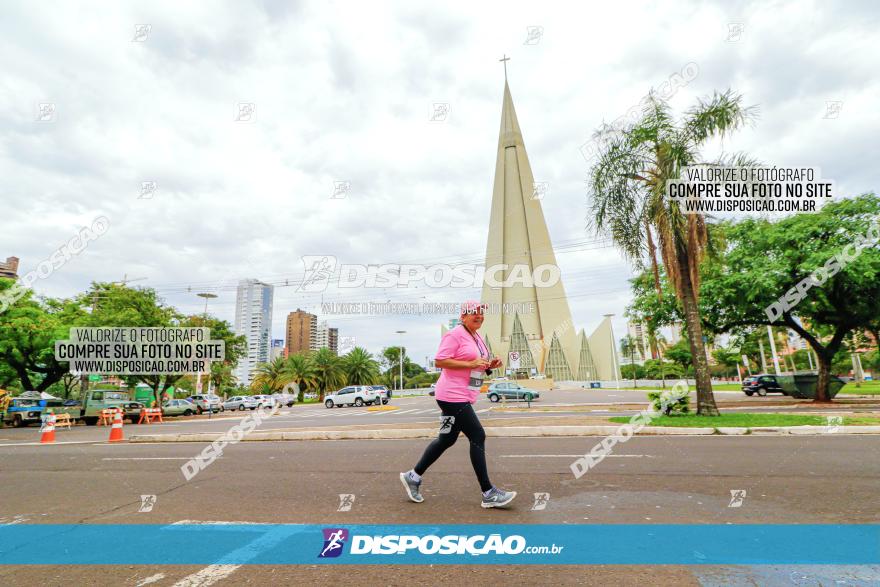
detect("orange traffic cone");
top-left (40, 412), bottom-right (56, 444)
top-left (108, 410), bottom-right (124, 442)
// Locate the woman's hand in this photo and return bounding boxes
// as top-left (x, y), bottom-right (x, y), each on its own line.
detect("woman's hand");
top-left (469, 358), bottom-right (491, 369)
top-left (488, 356), bottom-right (502, 369)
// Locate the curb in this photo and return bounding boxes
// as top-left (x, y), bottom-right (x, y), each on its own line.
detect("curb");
top-left (128, 424), bottom-right (880, 442)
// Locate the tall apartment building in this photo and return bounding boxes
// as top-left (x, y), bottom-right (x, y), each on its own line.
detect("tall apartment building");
top-left (313, 321), bottom-right (339, 354)
top-left (233, 279), bottom-right (274, 387)
top-left (626, 321), bottom-right (652, 363)
top-left (0, 256), bottom-right (19, 279)
top-left (285, 309), bottom-right (317, 356)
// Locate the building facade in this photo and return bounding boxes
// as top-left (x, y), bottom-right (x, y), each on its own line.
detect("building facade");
top-left (233, 279), bottom-right (274, 386)
top-left (313, 321), bottom-right (339, 354)
top-left (0, 256), bottom-right (19, 279)
top-left (270, 339), bottom-right (285, 361)
top-left (285, 309), bottom-right (317, 356)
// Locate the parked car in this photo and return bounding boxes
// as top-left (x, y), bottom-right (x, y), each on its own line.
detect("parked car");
top-left (272, 392), bottom-right (296, 407)
top-left (162, 399), bottom-right (196, 417)
top-left (742, 374), bottom-right (786, 396)
top-left (370, 386), bottom-right (391, 405)
top-left (187, 394), bottom-right (224, 414)
top-left (252, 394), bottom-right (277, 409)
top-left (486, 382), bottom-right (540, 403)
top-left (223, 396), bottom-right (258, 411)
top-left (324, 386), bottom-right (382, 408)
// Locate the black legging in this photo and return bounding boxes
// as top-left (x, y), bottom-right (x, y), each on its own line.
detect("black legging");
top-left (413, 400), bottom-right (492, 492)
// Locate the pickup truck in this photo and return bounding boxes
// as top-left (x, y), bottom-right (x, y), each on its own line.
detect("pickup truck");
top-left (2, 397), bottom-right (81, 428)
top-left (79, 389), bottom-right (145, 425)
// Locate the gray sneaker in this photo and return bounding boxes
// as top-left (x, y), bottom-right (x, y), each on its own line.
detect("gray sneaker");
top-left (400, 472), bottom-right (424, 503)
top-left (481, 487), bottom-right (517, 508)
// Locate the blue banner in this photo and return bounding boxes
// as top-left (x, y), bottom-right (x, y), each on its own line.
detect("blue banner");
top-left (0, 524), bottom-right (877, 565)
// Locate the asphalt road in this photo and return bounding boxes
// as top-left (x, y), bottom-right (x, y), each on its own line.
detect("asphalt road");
top-left (3, 388), bottom-right (871, 446)
top-left (1, 434), bottom-right (878, 585)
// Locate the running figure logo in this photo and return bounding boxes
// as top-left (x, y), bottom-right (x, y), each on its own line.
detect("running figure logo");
top-left (318, 528), bottom-right (349, 558)
top-left (531, 492), bottom-right (550, 511)
top-left (337, 494), bottom-right (355, 512)
top-left (728, 489), bottom-right (746, 508)
top-left (438, 416), bottom-right (455, 434)
top-left (138, 495), bottom-right (157, 513)
top-left (298, 255), bottom-right (337, 292)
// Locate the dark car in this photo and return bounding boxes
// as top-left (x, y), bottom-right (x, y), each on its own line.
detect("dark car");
top-left (742, 374), bottom-right (786, 396)
top-left (62, 399), bottom-right (81, 407)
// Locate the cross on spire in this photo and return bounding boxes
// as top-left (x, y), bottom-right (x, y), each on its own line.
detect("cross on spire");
top-left (499, 54), bottom-right (510, 81)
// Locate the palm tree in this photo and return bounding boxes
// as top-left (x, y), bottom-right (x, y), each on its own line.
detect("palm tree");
top-left (284, 353), bottom-right (317, 402)
top-left (311, 347), bottom-right (345, 402)
top-left (589, 89), bottom-right (758, 415)
top-left (250, 357), bottom-right (289, 393)
top-left (342, 347), bottom-right (380, 385)
top-left (619, 335), bottom-right (639, 388)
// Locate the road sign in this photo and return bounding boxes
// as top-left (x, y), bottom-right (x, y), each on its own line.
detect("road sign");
top-left (508, 351), bottom-right (521, 369)
top-left (88, 375), bottom-right (101, 382)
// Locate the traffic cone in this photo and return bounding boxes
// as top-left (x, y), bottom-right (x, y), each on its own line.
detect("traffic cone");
top-left (108, 410), bottom-right (124, 442)
top-left (40, 412), bottom-right (56, 444)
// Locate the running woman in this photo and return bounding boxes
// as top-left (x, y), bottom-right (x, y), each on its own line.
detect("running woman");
top-left (400, 300), bottom-right (517, 508)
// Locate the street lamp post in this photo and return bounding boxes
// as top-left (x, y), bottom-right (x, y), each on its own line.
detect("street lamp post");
top-left (197, 293), bottom-right (218, 418)
top-left (395, 330), bottom-right (407, 392)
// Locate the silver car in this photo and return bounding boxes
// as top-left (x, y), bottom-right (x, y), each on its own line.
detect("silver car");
top-left (223, 396), bottom-right (258, 411)
top-left (251, 394), bottom-right (277, 409)
top-left (187, 394), bottom-right (223, 414)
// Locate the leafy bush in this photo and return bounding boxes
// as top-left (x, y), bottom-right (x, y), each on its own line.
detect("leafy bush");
top-left (647, 387), bottom-right (691, 416)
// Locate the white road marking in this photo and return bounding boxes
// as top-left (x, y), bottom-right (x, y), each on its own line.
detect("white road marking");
top-left (500, 454), bottom-right (652, 458)
top-left (172, 564), bottom-right (241, 587)
top-left (102, 457), bottom-right (221, 461)
top-left (393, 409), bottom-right (422, 415)
top-left (136, 573), bottom-right (165, 586)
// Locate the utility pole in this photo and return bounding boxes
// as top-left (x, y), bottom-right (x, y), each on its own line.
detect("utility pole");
top-left (197, 293), bottom-right (218, 417)
top-left (758, 339), bottom-right (768, 373)
top-left (395, 331), bottom-right (406, 392)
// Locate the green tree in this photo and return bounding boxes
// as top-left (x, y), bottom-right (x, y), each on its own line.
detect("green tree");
top-left (619, 335), bottom-right (640, 387)
top-left (251, 357), bottom-right (290, 393)
top-left (664, 339), bottom-right (693, 376)
top-left (589, 90), bottom-right (757, 415)
top-left (311, 347), bottom-right (345, 402)
top-left (711, 345), bottom-right (741, 378)
top-left (341, 347), bottom-right (380, 386)
top-left (701, 193), bottom-right (880, 401)
top-left (284, 353), bottom-right (317, 403)
top-left (0, 280), bottom-right (85, 391)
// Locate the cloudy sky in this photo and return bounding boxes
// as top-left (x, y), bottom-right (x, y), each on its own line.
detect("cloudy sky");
top-left (2, 0), bottom-right (877, 366)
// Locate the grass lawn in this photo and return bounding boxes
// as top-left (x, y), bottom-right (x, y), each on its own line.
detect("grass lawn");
top-left (608, 413), bottom-right (880, 427)
top-left (620, 381), bottom-right (880, 395)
